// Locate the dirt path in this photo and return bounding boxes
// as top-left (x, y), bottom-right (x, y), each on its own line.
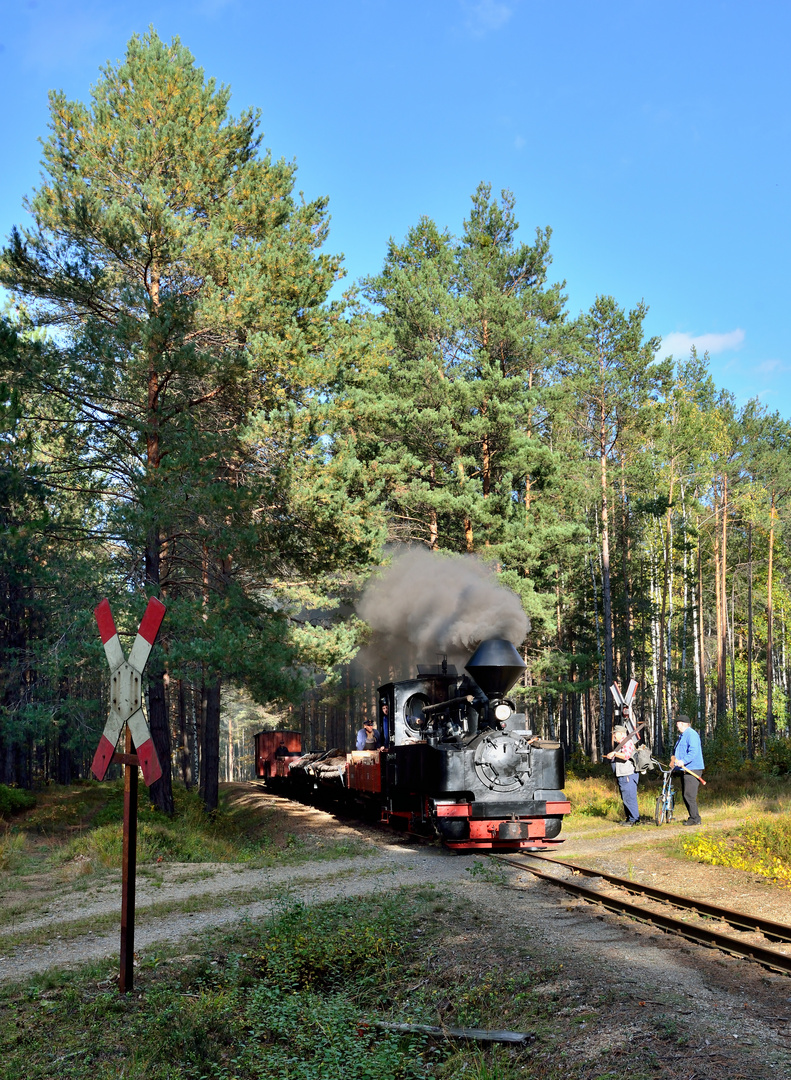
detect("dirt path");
top-left (0, 845), bottom-right (477, 983)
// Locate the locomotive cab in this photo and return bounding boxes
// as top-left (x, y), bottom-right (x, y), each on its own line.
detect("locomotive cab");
top-left (379, 663), bottom-right (465, 748)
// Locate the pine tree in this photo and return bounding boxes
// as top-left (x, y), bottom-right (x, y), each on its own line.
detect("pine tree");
top-left (0, 317), bottom-right (111, 785)
top-left (740, 406), bottom-right (791, 739)
top-left (357, 185), bottom-right (566, 621)
top-left (560, 296), bottom-right (668, 744)
top-left (1, 31), bottom-right (379, 810)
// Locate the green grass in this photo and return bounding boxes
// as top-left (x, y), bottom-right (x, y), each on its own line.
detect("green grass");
top-left (565, 763), bottom-right (791, 883)
top-left (0, 890), bottom-right (441, 1080)
top-left (0, 888), bottom-right (517, 1080)
top-left (0, 832), bottom-right (26, 871)
top-left (0, 783), bottom-right (36, 818)
top-left (55, 783), bottom-right (295, 867)
top-left (2, 781), bottom-right (371, 884)
top-left (565, 768), bottom-right (791, 826)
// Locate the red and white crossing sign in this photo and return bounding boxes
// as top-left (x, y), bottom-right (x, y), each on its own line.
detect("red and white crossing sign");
top-left (91, 597), bottom-right (166, 786)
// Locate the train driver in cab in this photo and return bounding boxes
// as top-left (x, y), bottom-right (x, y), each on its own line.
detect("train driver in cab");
top-left (356, 717), bottom-right (382, 751)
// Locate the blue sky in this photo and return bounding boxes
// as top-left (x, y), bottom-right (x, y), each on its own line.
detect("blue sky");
top-left (1, 0), bottom-right (789, 415)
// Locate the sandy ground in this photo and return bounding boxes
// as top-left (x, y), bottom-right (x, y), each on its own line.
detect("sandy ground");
top-left (4, 786), bottom-right (791, 1076)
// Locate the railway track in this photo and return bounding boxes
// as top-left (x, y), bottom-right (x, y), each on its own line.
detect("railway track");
top-left (491, 851), bottom-right (791, 976)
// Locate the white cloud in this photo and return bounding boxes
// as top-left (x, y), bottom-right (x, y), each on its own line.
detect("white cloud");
top-left (756, 359), bottom-right (791, 375)
top-left (199, 0), bottom-right (237, 16)
top-left (659, 328), bottom-right (745, 359)
top-left (462, 0), bottom-right (515, 36)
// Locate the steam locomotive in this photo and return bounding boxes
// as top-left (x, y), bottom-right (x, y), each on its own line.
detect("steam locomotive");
top-left (255, 638), bottom-right (570, 852)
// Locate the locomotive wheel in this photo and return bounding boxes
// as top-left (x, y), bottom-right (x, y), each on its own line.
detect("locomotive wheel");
top-left (543, 816), bottom-right (562, 839)
top-left (435, 818), bottom-right (470, 842)
top-left (654, 798), bottom-right (665, 826)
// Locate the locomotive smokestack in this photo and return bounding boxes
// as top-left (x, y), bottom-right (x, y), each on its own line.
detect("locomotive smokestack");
top-left (465, 638), bottom-right (526, 699)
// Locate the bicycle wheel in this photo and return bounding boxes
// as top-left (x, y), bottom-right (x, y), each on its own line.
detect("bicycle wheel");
top-left (667, 791), bottom-right (675, 822)
top-left (654, 797), bottom-right (665, 826)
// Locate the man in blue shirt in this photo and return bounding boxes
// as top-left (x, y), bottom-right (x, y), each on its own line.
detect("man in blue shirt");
top-left (356, 718), bottom-right (382, 751)
top-left (670, 715), bottom-right (705, 826)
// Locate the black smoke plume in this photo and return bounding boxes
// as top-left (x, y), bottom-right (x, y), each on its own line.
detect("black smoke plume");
top-left (353, 548), bottom-right (529, 684)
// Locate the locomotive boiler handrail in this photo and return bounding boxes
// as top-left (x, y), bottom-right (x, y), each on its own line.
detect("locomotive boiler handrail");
top-left (421, 694), bottom-right (475, 715)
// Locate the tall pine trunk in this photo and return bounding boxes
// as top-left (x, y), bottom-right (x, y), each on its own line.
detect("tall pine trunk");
top-left (599, 403), bottom-right (614, 741)
top-left (200, 675), bottom-right (221, 813)
top-left (729, 576), bottom-right (737, 729)
top-left (747, 524), bottom-right (754, 758)
top-left (144, 264), bottom-right (174, 814)
top-left (715, 478), bottom-right (728, 723)
top-left (767, 489), bottom-right (776, 737)
top-left (456, 449), bottom-right (474, 551)
top-left (697, 515), bottom-right (707, 732)
top-left (619, 453), bottom-right (633, 681)
top-left (650, 543), bottom-right (662, 755)
top-left (588, 543), bottom-right (603, 762)
top-left (145, 528), bottom-right (174, 814)
top-left (658, 470), bottom-right (675, 747)
top-left (429, 462), bottom-right (438, 550)
top-left (177, 678), bottom-right (194, 788)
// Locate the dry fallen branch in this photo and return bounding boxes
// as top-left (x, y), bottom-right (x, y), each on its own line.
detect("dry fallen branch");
top-left (372, 1021), bottom-right (534, 1044)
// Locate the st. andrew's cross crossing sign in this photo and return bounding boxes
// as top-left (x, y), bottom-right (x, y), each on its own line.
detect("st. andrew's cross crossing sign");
top-left (91, 597), bottom-right (166, 786)
top-left (610, 678), bottom-right (638, 728)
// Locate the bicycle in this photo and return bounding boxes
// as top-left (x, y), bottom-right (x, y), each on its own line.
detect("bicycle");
top-left (654, 761), bottom-right (676, 826)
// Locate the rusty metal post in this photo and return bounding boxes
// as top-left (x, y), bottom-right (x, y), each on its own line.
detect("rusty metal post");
top-left (119, 726), bottom-right (138, 993)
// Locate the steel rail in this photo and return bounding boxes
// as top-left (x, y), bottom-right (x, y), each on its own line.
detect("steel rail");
top-left (519, 853), bottom-right (791, 942)
top-left (491, 853), bottom-right (791, 976)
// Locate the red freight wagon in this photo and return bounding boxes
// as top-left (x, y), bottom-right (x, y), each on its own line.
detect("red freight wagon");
top-left (347, 750), bottom-right (383, 794)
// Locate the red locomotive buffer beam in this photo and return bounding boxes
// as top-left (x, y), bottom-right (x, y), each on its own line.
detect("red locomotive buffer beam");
top-left (432, 799), bottom-right (571, 851)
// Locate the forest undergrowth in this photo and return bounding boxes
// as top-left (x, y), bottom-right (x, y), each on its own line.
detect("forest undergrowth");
top-left (681, 816), bottom-right (791, 885)
top-left (0, 781), bottom-right (370, 885)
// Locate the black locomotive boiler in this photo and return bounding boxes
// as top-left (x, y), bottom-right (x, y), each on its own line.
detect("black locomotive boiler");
top-left (257, 637), bottom-right (570, 852)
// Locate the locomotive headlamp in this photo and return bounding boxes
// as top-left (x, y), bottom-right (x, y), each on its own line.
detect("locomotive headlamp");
top-left (494, 702), bottom-right (512, 722)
